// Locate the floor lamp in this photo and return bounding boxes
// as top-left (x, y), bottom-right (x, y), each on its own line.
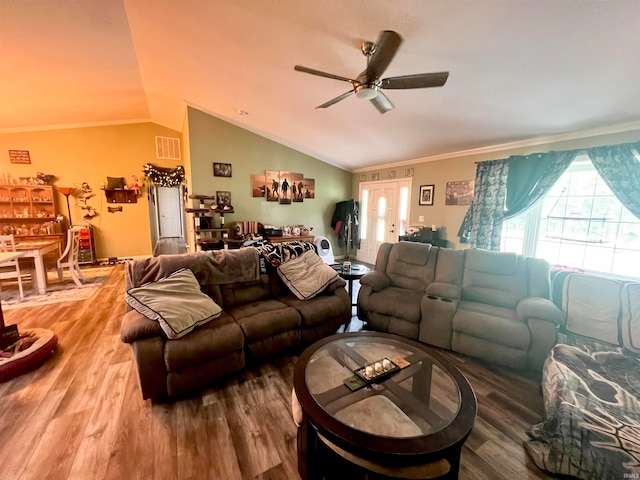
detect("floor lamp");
top-left (55, 187), bottom-right (76, 227)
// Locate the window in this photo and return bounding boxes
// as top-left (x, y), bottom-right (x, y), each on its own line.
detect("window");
top-left (501, 155), bottom-right (640, 278)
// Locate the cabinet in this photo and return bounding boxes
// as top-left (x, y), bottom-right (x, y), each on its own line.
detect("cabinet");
top-left (0, 184), bottom-right (61, 237)
top-left (77, 225), bottom-right (96, 265)
top-left (399, 227), bottom-right (448, 248)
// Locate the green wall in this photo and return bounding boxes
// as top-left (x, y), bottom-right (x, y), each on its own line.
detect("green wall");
top-left (187, 107), bottom-right (353, 252)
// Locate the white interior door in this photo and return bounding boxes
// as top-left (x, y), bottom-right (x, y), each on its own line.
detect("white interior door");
top-left (358, 179), bottom-right (411, 265)
top-left (157, 187), bottom-right (184, 238)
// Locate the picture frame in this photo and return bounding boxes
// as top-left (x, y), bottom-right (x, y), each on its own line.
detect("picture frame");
top-left (251, 174), bottom-right (265, 198)
top-left (216, 190), bottom-right (231, 206)
top-left (419, 184), bottom-right (435, 206)
top-left (445, 180), bottom-right (475, 205)
top-left (213, 162), bottom-right (232, 177)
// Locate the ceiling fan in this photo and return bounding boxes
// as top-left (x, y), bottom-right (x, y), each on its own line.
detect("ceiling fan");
top-left (294, 30), bottom-right (449, 114)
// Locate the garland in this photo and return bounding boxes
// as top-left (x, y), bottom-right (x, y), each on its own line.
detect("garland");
top-left (143, 164), bottom-right (185, 187)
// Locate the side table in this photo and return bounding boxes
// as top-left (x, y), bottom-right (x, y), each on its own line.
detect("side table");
top-left (333, 264), bottom-right (370, 307)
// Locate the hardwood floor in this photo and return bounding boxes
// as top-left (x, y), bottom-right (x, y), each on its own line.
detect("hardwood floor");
top-left (0, 265), bottom-right (556, 480)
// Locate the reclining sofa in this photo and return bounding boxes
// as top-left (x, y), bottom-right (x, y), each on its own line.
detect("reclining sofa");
top-left (121, 246), bottom-right (351, 399)
top-left (357, 242), bottom-right (563, 370)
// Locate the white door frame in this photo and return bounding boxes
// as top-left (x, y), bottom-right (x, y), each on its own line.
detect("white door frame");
top-left (357, 178), bottom-right (411, 264)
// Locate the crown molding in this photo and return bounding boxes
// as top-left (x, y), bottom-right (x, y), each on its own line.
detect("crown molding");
top-left (352, 120), bottom-right (640, 173)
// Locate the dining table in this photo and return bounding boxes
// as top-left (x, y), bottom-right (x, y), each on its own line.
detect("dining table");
top-left (14, 239), bottom-right (62, 295)
top-left (0, 251), bottom-right (25, 327)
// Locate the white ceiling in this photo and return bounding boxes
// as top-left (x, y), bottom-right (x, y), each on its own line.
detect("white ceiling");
top-left (1, 1), bottom-right (640, 171)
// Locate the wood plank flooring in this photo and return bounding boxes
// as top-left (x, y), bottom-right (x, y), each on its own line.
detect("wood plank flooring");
top-left (0, 265), bottom-right (557, 479)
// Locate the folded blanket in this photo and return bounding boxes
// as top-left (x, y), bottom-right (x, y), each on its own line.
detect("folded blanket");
top-left (126, 248), bottom-right (260, 288)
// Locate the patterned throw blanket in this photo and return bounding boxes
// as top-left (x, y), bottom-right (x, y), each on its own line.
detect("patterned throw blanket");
top-left (525, 338), bottom-right (640, 479)
top-left (253, 241), bottom-right (317, 273)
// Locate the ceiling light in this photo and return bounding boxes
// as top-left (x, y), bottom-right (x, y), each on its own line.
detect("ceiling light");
top-left (354, 85), bottom-right (379, 100)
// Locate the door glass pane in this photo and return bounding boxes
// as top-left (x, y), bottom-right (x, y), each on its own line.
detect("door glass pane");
top-left (399, 187), bottom-right (408, 236)
top-left (376, 197), bottom-right (386, 242)
top-left (360, 190), bottom-right (368, 240)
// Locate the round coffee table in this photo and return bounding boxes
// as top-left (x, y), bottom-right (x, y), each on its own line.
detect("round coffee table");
top-left (293, 332), bottom-right (477, 480)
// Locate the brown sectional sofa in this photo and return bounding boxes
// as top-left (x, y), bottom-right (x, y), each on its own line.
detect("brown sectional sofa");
top-left (121, 248), bottom-right (351, 399)
top-left (358, 242), bottom-right (564, 370)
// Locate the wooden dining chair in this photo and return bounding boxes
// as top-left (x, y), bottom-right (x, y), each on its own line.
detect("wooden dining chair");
top-left (0, 234), bottom-right (25, 299)
top-left (56, 227), bottom-right (86, 287)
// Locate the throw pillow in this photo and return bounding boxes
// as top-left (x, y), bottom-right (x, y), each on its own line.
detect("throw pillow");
top-left (277, 250), bottom-right (339, 300)
top-left (125, 268), bottom-right (222, 340)
top-left (107, 176), bottom-right (126, 190)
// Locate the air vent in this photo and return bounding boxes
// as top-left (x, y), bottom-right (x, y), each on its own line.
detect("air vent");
top-left (155, 136), bottom-right (181, 160)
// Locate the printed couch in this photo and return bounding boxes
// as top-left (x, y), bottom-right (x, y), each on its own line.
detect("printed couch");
top-left (120, 244), bottom-right (351, 399)
top-left (525, 272), bottom-right (640, 480)
top-left (357, 242), bottom-right (564, 370)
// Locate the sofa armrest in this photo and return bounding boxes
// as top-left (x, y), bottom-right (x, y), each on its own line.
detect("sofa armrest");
top-left (120, 310), bottom-right (164, 344)
top-left (129, 336), bottom-right (167, 399)
top-left (426, 282), bottom-right (461, 301)
top-left (517, 297), bottom-right (565, 325)
top-left (359, 271), bottom-right (391, 292)
top-left (324, 276), bottom-right (346, 293)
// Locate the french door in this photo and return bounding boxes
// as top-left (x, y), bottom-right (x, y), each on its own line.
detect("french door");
top-left (357, 179), bottom-right (411, 264)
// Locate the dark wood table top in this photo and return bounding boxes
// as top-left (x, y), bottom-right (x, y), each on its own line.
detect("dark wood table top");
top-left (294, 331), bottom-right (477, 464)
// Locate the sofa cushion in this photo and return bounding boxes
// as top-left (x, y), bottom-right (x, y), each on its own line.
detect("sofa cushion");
top-left (453, 300), bottom-right (531, 349)
top-left (220, 275), bottom-right (271, 308)
top-left (462, 249), bottom-right (529, 309)
top-left (562, 273), bottom-right (622, 346)
top-left (368, 287), bottom-right (424, 324)
top-left (277, 250), bottom-right (339, 300)
top-left (280, 291), bottom-right (348, 328)
top-left (125, 268), bottom-right (222, 340)
top-left (229, 300), bottom-right (301, 341)
top-left (386, 242), bottom-right (437, 292)
top-left (163, 312), bottom-right (244, 371)
top-left (621, 282), bottom-right (640, 355)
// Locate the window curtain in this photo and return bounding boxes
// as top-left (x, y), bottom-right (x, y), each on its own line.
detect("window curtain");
top-left (505, 150), bottom-right (578, 219)
top-left (457, 159), bottom-right (509, 250)
top-left (587, 142), bottom-right (640, 220)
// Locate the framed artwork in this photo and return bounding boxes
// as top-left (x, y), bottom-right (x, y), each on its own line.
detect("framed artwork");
top-left (265, 170), bottom-right (280, 202)
top-left (372, 173), bottom-right (379, 181)
top-left (279, 170), bottom-right (292, 205)
top-left (291, 172), bottom-right (304, 202)
top-left (216, 190), bottom-right (231, 206)
top-left (405, 167), bottom-right (414, 177)
top-left (388, 170), bottom-right (396, 179)
top-left (446, 180), bottom-right (475, 205)
top-left (213, 162), bottom-right (232, 177)
top-left (303, 178), bottom-right (315, 199)
top-left (251, 174), bottom-right (265, 198)
top-left (419, 185), bottom-right (435, 206)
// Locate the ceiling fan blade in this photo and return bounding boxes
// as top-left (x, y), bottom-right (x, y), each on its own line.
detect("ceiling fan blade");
top-left (317, 90), bottom-right (354, 109)
top-left (370, 91), bottom-right (394, 114)
top-left (294, 65), bottom-right (356, 84)
top-left (381, 72), bottom-right (449, 89)
top-left (366, 30), bottom-right (403, 80)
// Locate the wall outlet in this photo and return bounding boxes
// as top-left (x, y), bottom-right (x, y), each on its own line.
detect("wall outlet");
top-left (418, 215), bottom-right (424, 222)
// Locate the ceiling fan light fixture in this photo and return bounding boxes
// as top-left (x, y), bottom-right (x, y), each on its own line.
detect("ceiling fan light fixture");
top-left (354, 85), bottom-right (379, 100)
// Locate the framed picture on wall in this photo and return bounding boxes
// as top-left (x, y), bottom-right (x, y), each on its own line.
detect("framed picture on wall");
top-left (419, 184), bottom-right (435, 206)
top-left (251, 174), bottom-right (265, 197)
top-left (216, 191), bottom-right (231, 206)
top-left (213, 162), bottom-right (232, 177)
top-left (445, 180), bottom-right (475, 205)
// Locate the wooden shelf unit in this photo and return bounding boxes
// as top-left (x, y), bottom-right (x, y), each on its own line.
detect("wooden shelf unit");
top-left (186, 195), bottom-right (236, 251)
top-left (0, 184), bottom-right (62, 237)
top-left (105, 189), bottom-right (137, 204)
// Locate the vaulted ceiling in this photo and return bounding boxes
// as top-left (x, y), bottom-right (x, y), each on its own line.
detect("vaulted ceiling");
top-left (1, 1), bottom-right (639, 171)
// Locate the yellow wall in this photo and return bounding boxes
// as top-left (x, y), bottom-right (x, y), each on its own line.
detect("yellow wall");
top-left (187, 107), bottom-right (353, 252)
top-left (353, 129), bottom-right (640, 249)
top-left (0, 122), bottom-right (181, 259)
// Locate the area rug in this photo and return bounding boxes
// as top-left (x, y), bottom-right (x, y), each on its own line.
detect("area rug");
top-left (0, 266), bottom-right (114, 310)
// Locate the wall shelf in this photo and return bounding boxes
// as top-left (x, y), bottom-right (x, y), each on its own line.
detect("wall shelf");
top-left (105, 189), bottom-right (137, 204)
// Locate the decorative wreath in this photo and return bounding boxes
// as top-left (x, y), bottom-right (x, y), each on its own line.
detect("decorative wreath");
top-left (143, 164), bottom-right (185, 187)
